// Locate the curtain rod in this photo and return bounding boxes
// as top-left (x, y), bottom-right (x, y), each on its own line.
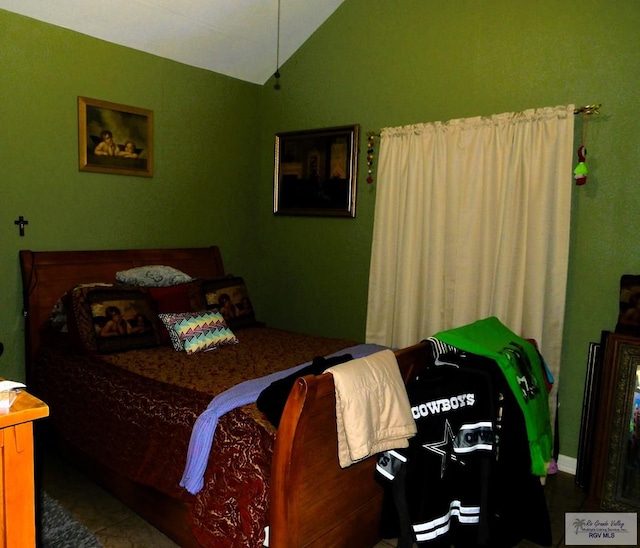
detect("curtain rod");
top-left (574, 104), bottom-right (601, 115)
top-left (367, 104), bottom-right (601, 139)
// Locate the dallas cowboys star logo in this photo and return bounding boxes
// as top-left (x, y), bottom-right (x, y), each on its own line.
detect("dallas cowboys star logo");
top-left (422, 418), bottom-right (462, 478)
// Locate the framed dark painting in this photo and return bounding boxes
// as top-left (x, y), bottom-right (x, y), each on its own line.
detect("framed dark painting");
top-left (615, 275), bottom-right (640, 336)
top-left (78, 96), bottom-right (153, 177)
top-left (274, 125), bottom-right (359, 217)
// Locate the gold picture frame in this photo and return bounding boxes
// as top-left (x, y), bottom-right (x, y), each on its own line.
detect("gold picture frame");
top-left (274, 125), bottom-right (359, 217)
top-left (78, 96), bottom-right (153, 177)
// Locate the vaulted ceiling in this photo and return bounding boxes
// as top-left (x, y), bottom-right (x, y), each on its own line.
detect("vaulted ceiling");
top-left (0, 0), bottom-right (345, 84)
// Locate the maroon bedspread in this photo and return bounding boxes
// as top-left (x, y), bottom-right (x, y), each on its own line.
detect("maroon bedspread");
top-left (33, 327), bottom-right (356, 547)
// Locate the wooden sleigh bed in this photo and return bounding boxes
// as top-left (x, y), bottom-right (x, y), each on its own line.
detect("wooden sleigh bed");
top-left (20, 245), bottom-right (431, 547)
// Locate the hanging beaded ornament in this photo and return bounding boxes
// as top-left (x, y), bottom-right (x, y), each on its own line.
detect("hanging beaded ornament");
top-left (366, 132), bottom-right (376, 184)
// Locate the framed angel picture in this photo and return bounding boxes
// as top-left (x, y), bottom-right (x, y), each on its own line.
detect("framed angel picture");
top-left (78, 96), bottom-right (153, 177)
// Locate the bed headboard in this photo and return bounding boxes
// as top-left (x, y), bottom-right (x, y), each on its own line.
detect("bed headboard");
top-left (19, 246), bottom-right (225, 383)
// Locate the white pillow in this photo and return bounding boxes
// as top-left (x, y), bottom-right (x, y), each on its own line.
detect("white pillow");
top-left (115, 265), bottom-right (193, 287)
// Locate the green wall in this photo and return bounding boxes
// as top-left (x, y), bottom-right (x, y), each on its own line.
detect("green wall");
top-left (257, 0), bottom-right (640, 461)
top-left (0, 10), bottom-right (261, 380)
top-left (2, 1), bottom-right (639, 462)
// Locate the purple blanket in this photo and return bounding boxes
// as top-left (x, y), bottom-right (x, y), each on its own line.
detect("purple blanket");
top-left (180, 343), bottom-right (387, 494)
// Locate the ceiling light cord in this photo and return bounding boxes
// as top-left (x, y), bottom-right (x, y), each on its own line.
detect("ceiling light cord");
top-left (274, 0), bottom-right (281, 89)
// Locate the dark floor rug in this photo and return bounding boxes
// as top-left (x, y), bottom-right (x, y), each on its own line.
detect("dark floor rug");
top-left (40, 491), bottom-right (102, 547)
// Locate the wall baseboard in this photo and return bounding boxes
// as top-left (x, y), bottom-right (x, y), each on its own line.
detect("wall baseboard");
top-left (557, 454), bottom-right (577, 475)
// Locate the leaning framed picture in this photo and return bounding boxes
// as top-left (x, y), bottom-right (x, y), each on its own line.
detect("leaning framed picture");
top-left (78, 96), bottom-right (154, 177)
top-left (274, 124), bottom-right (359, 217)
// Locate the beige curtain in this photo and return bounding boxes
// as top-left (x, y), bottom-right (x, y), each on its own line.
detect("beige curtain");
top-left (366, 105), bottom-right (574, 402)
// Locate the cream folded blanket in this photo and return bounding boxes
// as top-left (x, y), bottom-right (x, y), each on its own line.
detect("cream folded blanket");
top-left (325, 349), bottom-right (417, 468)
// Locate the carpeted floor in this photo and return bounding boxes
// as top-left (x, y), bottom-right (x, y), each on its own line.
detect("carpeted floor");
top-left (40, 491), bottom-right (102, 548)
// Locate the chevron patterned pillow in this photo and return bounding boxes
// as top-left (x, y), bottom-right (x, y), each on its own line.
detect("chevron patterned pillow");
top-left (158, 310), bottom-right (238, 354)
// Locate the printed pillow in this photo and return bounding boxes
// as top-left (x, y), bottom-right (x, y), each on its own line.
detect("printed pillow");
top-left (115, 265), bottom-right (193, 287)
top-left (201, 276), bottom-right (259, 330)
top-left (615, 275), bottom-right (640, 336)
top-left (87, 288), bottom-right (162, 353)
top-left (158, 310), bottom-right (239, 354)
top-left (68, 285), bottom-right (162, 353)
top-left (67, 283), bottom-right (116, 351)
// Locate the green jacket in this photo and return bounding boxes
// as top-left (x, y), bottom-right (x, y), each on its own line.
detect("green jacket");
top-left (434, 316), bottom-right (552, 476)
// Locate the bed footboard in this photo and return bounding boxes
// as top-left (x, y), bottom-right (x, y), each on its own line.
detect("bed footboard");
top-left (270, 341), bottom-right (431, 547)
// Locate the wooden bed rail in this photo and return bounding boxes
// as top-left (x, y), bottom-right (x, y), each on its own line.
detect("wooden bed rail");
top-left (269, 341), bottom-right (431, 547)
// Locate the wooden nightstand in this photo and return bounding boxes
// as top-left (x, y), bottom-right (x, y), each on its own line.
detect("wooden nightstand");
top-left (0, 389), bottom-right (48, 547)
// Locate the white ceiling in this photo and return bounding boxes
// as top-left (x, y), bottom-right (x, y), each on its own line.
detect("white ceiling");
top-left (0, 0), bottom-right (345, 84)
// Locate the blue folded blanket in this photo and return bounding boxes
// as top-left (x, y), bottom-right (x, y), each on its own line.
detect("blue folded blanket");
top-left (180, 343), bottom-right (387, 494)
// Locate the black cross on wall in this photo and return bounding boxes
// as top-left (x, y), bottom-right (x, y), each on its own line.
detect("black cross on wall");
top-left (14, 216), bottom-right (29, 236)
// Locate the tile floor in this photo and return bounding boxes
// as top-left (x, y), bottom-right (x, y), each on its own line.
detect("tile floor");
top-left (38, 449), bottom-right (595, 547)
top-left (38, 449), bottom-right (178, 547)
